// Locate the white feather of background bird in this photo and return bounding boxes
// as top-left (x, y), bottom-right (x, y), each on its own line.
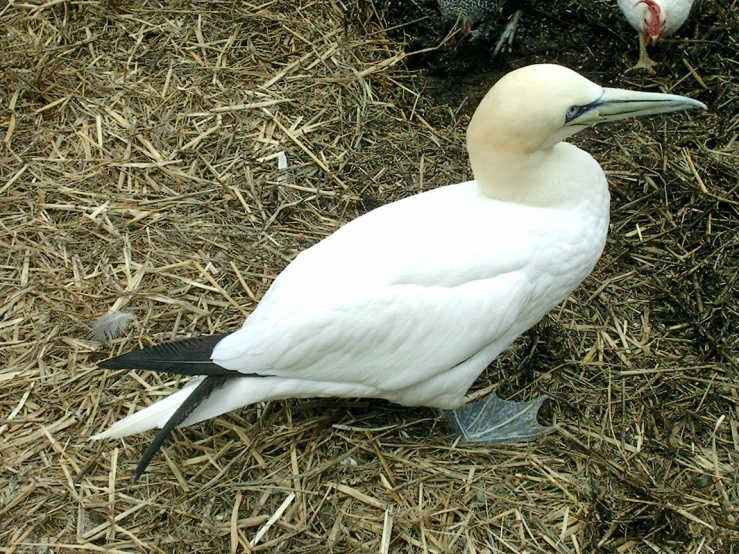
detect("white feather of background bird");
top-left (618, 0), bottom-right (696, 71)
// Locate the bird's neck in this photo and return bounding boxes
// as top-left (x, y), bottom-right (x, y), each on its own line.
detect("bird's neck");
top-left (470, 142), bottom-right (606, 211)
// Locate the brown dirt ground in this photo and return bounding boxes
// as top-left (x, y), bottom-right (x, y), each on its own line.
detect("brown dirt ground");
top-left (1, 0), bottom-right (737, 552)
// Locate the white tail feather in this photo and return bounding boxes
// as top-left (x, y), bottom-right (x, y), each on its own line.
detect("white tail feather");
top-left (90, 378), bottom-right (204, 440)
top-left (179, 377), bottom-right (374, 427)
top-left (92, 377), bottom-right (376, 440)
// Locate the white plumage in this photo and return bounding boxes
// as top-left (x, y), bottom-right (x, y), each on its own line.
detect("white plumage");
top-left (190, 184), bottom-right (604, 422)
top-left (618, 0), bottom-right (696, 71)
top-left (91, 64), bottom-right (705, 479)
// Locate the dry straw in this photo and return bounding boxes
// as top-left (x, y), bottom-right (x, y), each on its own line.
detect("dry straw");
top-left (1, 0), bottom-right (737, 552)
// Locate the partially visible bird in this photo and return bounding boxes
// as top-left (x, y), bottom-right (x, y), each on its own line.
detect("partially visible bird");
top-left (439, 0), bottom-right (497, 37)
top-left (618, 0), bottom-right (696, 72)
top-left (91, 64), bottom-right (705, 481)
top-left (438, 0), bottom-right (536, 54)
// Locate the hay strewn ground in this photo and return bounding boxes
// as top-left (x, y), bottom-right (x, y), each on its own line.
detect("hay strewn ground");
top-left (1, 0), bottom-right (737, 552)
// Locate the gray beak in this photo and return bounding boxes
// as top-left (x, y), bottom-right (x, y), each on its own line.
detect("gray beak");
top-left (572, 87), bottom-right (707, 126)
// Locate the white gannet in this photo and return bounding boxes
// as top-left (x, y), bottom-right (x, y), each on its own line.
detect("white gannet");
top-left (91, 64), bottom-right (705, 480)
top-left (618, 0), bottom-right (696, 72)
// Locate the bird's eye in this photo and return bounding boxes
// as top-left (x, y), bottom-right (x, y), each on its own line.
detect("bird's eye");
top-left (565, 105), bottom-right (582, 121)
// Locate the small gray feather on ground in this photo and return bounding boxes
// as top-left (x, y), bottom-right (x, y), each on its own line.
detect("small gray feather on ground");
top-left (88, 311), bottom-right (135, 344)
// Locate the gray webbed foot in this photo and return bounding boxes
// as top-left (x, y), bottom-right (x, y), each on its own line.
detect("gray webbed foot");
top-left (444, 392), bottom-right (556, 443)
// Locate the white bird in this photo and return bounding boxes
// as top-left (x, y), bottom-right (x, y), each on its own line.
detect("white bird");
top-left (92, 64), bottom-right (705, 480)
top-left (618, 0), bottom-right (696, 72)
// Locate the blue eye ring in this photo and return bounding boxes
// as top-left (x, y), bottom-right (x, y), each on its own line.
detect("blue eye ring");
top-left (565, 105), bottom-right (582, 121)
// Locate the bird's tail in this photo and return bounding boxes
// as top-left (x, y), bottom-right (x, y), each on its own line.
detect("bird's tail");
top-left (90, 376), bottom-right (205, 440)
top-left (91, 333), bottom-right (235, 440)
top-left (91, 335), bottom-right (372, 478)
top-left (91, 334), bottom-right (243, 478)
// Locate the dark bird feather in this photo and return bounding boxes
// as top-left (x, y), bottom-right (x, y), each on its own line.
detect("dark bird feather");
top-left (99, 334), bottom-right (232, 375)
top-left (97, 333), bottom-right (251, 479)
top-left (133, 374), bottom-right (234, 481)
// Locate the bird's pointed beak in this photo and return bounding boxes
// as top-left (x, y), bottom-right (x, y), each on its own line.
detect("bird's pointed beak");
top-left (571, 87), bottom-right (707, 127)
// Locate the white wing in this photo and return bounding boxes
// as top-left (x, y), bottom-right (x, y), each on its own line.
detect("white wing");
top-left (212, 181), bottom-right (602, 401)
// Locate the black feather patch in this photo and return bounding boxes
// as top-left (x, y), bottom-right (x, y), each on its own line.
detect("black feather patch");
top-left (99, 334), bottom-right (233, 376)
top-left (133, 374), bottom-right (234, 481)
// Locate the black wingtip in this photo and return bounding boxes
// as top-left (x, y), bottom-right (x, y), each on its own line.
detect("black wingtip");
top-left (99, 334), bottom-right (233, 375)
top-left (132, 374), bottom-right (233, 481)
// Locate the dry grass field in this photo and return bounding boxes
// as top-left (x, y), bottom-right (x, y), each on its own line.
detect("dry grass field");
top-left (1, 0), bottom-right (738, 552)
